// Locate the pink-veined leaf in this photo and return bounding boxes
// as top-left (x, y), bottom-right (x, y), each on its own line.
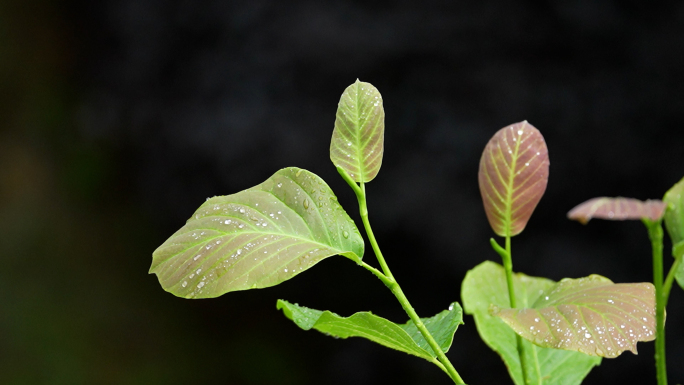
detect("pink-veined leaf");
top-left (567, 197), bottom-right (667, 224)
top-left (491, 275), bottom-right (656, 358)
top-left (478, 121), bottom-right (549, 237)
top-left (330, 79), bottom-right (385, 183)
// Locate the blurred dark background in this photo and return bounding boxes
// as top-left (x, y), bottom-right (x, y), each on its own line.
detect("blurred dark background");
top-left (2, 1), bottom-right (684, 384)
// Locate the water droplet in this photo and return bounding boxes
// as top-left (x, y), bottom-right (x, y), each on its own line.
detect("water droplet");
top-left (239, 208), bottom-right (245, 214)
top-left (343, 231), bottom-right (350, 239)
top-left (296, 169), bottom-right (303, 177)
top-left (181, 281), bottom-right (187, 287)
top-left (197, 282), bottom-right (205, 289)
top-left (277, 182), bottom-right (282, 188)
top-left (284, 268), bottom-right (288, 273)
top-left (517, 129), bottom-right (523, 135)
top-left (303, 199), bottom-right (310, 209)
top-left (196, 268), bottom-right (202, 274)
top-left (225, 220), bottom-right (231, 224)
top-left (585, 333), bottom-right (591, 338)
top-left (448, 304), bottom-right (454, 311)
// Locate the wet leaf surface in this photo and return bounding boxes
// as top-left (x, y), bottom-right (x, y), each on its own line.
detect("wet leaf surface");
top-left (150, 167), bottom-right (363, 298)
top-left (330, 79), bottom-right (385, 183)
top-left (277, 300), bottom-right (463, 362)
top-left (478, 121), bottom-right (549, 237)
top-left (567, 197), bottom-right (667, 224)
top-left (492, 275), bottom-right (656, 358)
top-left (462, 261), bottom-right (601, 385)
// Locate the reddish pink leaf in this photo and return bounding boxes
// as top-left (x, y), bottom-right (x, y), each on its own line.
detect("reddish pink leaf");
top-left (492, 276), bottom-right (656, 358)
top-left (567, 197), bottom-right (667, 224)
top-left (478, 121), bottom-right (550, 237)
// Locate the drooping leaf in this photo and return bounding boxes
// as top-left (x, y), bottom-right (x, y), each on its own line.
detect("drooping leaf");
top-left (462, 261), bottom-right (601, 385)
top-left (330, 79), bottom-right (385, 183)
top-left (478, 121), bottom-right (549, 237)
top-left (492, 276), bottom-right (656, 358)
top-left (150, 167), bottom-right (364, 298)
top-left (277, 300), bottom-right (463, 362)
top-left (567, 197), bottom-right (667, 224)
top-left (664, 177), bottom-right (684, 247)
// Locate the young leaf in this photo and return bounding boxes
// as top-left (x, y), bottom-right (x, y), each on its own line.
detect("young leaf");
top-left (492, 276), bottom-right (656, 358)
top-left (330, 79), bottom-right (385, 183)
top-left (664, 177), bottom-right (684, 246)
top-left (478, 121), bottom-right (549, 237)
top-left (567, 197), bottom-right (667, 224)
top-left (277, 300), bottom-right (463, 362)
top-left (462, 261), bottom-right (601, 385)
top-left (150, 167), bottom-right (364, 299)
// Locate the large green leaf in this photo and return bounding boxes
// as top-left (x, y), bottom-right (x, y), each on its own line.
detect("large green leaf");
top-left (492, 276), bottom-right (656, 358)
top-left (150, 167), bottom-right (364, 298)
top-left (330, 79), bottom-right (385, 183)
top-left (277, 300), bottom-right (463, 363)
top-left (567, 197), bottom-right (667, 224)
top-left (676, 244), bottom-right (684, 290)
top-left (664, 178), bottom-right (684, 291)
top-left (663, 177), bottom-right (684, 245)
top-left (478, 121), bottom-right (549, 237)
top-left (462, 261), bottom-right (601, 385)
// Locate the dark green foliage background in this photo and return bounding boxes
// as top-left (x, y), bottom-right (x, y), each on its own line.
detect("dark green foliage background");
top-left (1, 1), bottom-right (683, 384)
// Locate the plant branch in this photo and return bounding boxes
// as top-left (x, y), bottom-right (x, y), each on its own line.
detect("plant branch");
top-left (491, 237), bottom-right (532, 385)
top-left (644, 219), bottom-right (668, 385)
top-left (337, 166), bottom-right (465, 384)
top-left (663, 256), bottom-right (681, 308)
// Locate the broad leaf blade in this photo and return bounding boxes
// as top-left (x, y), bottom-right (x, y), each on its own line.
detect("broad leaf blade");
top-left (277, 300), bottom-right (463, 362)
top-left (567, 197), bottom-right (667, 224)
top-left (150, 167), bottom-right (364, 298)
top-left (462, 261), bottom-right (600, 385)
top-left (478, 121), bottom-right (549, 237)
top-left (492, 276), bottom-right (656, 358)
top-left (330, 79), bottom-right (385, 183)
top-left (664, 177), bottom-right (684, 246)
top-left (674, 241), bottom-right (684, 290)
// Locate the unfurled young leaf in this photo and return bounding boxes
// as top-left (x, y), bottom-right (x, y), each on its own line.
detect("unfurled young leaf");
top-left (150, 167), bottom-right (364, 299)
top-left (478, 121), bottom-right (549, 237)
top-left (277, 300), bottom-right (463, 362)
top-left (330, 79), bottom-right (385, 183)
top-left (462, 261), bottom-right (600, 385)
top-left (567, 197), bottom-right (667, 224)
top-left (492, 276), bottom-right (656, 358)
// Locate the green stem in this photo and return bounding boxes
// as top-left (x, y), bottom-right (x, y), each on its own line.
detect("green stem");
top-left (337, 166), bottom-right (465, 385)
top-left (491, 237), bottom-right (530, 385)
top-left (644, 219), bottom-right (668, 385)
top-left (663, 256), bottom-right (681, 308)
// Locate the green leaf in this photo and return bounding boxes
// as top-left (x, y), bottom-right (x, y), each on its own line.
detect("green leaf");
top-left (675, 241), bottom-right (684, 290)
top-left (150, 167), bottom-right (364, 298)
top-left (276, 300), bottom-right (463, 362)
top-left (478, 121), bottom-right (549, 237)
top-left (664, 177), bottom-right (684, 247)
top-left (462, 261), bottom-right (601, 385)
top-left (567, 197), bottom-right (667, 224)
top-left (330, 79), bottom-right (385, 183)
top-left (492, 276), bottom-right (656, 358)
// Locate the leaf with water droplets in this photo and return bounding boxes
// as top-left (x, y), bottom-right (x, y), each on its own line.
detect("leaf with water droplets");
top-left (492, 275), bottom-right (656, 358)
top-left (150, 167), bottom-right (364, 298)
top-left (478, 121), bottom-right (549, 237)
top-left (462, 261), bottom-right (601, 385)
top-left (277, 300), bottom-right (463, 362)
top-left (567, 197), bottom-right (667, 224)
top-left (330, 79), bottom-right (385, 183)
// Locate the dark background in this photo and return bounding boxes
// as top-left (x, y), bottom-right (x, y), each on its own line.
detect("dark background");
top-left (2, 1), bottom-right (684, 384)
